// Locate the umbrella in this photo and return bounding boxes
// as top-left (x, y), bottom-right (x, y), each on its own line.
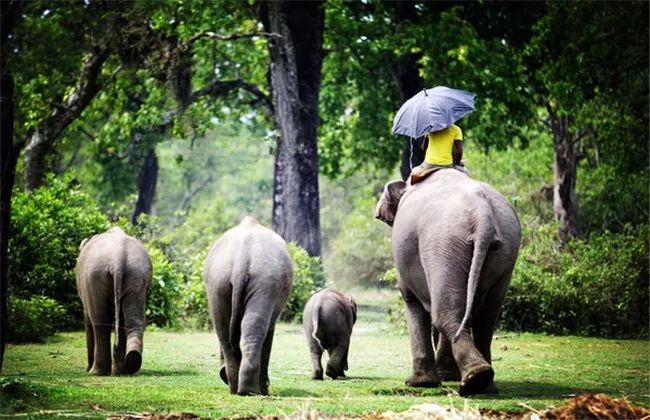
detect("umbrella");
top-left (392, 86), bottom-right (475, 138)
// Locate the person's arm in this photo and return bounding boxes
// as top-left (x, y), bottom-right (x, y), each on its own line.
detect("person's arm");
top-left (452, 139), bottom-right (463, 165)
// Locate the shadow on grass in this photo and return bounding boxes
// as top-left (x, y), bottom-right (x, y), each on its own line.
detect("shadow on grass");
top-left (474, 381), bottom-right (595, 400)
top-left (371, 386), bottom-right (448, 397)
top-left (137, 369), bottom-right (200, 377)
top-left (272, 388), bottom-right (320, 397)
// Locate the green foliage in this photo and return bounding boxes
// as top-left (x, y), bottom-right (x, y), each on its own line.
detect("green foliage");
top-left (282, 243), bottom-right (323, 323)
top-left (324, 190), bottom-right (393, 288)
top-left (146, 246), bottom-right (183, 328)
top-left (8, 175), bottom-right (110, 324)
top-left (502, 223), bottom-right (649, 338)
top-left (8, 296), bottom-right (69, 343)
top-left (178, 253), bottom-right (211, 330)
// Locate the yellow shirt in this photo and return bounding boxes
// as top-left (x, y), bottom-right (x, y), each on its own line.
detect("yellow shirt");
top-left (424, 124), bottom-right (463, 166)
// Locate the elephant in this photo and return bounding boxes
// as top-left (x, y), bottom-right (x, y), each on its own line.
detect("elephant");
top-left (302, 288), bottom-right (357, 380)
top-left (76, 226), bottom-right (152, 376)
top-left (203, 216), bottom-right (293, 396)
top-left (375, 168), bottom-right (521, 396)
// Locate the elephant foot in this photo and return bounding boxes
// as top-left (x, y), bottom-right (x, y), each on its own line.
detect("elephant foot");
top-left (405, 372), bottom-right (441, 388)
top-left (125, 350), bottom-right (142, 374)
top-left (438, 366), bottom-right (461, 381)
top-left (237, 384), bottom-right (261, 396)
top-left (89, 366), bottom-right (110, 376)
top-left (220, 366), bottom-right (229, 384)
top-left (326, 367), bottom-right (345, 379)
top-left (458, 365), bottom-right (494, 396)
top-left (312, 369), bottom-right (323, 380)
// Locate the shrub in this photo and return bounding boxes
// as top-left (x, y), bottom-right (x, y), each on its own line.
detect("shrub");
top-left (9, 175), bottom-right (110, 327)
top-left (178, 252), bottom-right (211, 330)
top-left (502, 223), bottom-right (649, 338)
top-left (146, 246), bottom-right (183, 328)
top-left (282, 243), bottom-right (323, 323)
top-left (8, 296), bottom-right (69, 343)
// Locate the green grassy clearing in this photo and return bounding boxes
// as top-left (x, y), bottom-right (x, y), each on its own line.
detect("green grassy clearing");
top-left (2, 303), bottom-right (649, 418)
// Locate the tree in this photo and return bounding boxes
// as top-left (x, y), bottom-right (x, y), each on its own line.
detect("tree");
top-left (526, 2), bottom-right (649, 242)
top-left (260, 1), bottom-right (325, 257)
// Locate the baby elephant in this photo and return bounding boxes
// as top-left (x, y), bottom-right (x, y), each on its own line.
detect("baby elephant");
top-left (204, 216), bottom-right (293, 396)
top-left (76, 227), bottom-right (152, 375)
top-left (303, 289), bottom-right (357, 380)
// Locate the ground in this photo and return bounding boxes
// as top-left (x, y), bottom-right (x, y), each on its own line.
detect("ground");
top-left (1, 291), bottom-right (648, 418)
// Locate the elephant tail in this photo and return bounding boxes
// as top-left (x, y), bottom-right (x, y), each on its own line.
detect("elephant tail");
top-left (228, 247), bottom-right (250, 354)
top-left (311, 304), bottom-right (324, 351)
top-left (453, 203), bottom-right (496, 343)
top-left (111, 261), bottom-right (124, 352)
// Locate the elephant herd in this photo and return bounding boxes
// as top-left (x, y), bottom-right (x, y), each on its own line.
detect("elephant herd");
top-left (75, 168), bottom-right (521, 397)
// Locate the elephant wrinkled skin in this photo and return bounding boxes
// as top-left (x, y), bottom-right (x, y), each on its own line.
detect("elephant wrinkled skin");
top-left (303, 289), bottom-right (357, 380)
top-left (376, 169), bottom-right (521, 396)
top-left (76, 227), bottom-right (152, 376)
top-left (203, 216), bottom-right (293, 396)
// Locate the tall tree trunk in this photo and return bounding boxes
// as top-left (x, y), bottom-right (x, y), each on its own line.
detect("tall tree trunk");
top-left (132, 148), bottom-right (158, 225)
top-left (549, 111), bottom-right (580, 243)
top-left (261, 1), bottom-right (324, 257)
top-left (0, 70), bottom-right (18, 374)
top-left (0, 0), bottom-right (23, 374)
top-left (392, 1), bottom-right (425, 180)
top-left (24, 46), bottom-right (110, 191)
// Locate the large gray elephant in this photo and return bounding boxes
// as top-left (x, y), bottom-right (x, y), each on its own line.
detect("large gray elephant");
top-left (203, 216), bottom-right (293, 396)
top-left (375, 168), bottom-right (521, 396)
top-left (76, 226), bottom-right (152, 376)
top-left (303, 288), bottom-right (357, 380)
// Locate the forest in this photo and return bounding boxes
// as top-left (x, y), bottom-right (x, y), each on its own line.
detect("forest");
top-left (0, 1), bottom-right (648, 418)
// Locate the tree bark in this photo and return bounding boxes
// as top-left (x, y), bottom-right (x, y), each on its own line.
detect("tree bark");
top-left (131, 148), bottom-right (158, 225)
top-left (24, 46), bottom-right (110, 191)
top-left (0, 70), bottom-right (18, 374)
top-left (549, 111), bottom-right (580, 243)
top-left (261, 1), bottom-right (324, 257)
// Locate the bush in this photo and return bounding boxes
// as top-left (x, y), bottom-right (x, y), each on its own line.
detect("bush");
top-left (178, 252), bottom-right (211, 330)
top-left (282, 243), bottom-right (324, 323)
top-left (9, 175), bottom-right (110, 327)
top-left (502, 223), bottom-right (649, 338)
top-left (8, 296), bottom-right (69, 343)
top-left (146, 246), bottom-right (183, 328)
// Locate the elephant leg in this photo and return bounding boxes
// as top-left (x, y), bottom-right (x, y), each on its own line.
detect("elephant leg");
top-left (309, 338), bottom-right (324, 380)
top-left (84, 312), bottom-right (94, 372)
top-left (87, 298), bottom-right (112, 376)
top-left (402, 291), bottom-right (440, 387)
top-left (428, 271), bottom-right (492, 396)
top-left (211, 286), bottom-right (240, 395)
top-left (90, 321), bottom-right (112, 375)
top-left (121, 292), bottom-right (146, 374)
top-left (326, 339), bottom-right (349, 379)
top-left (238, 304), bottom-right (272, 396)
top-left (112, 309), bottom-right (126, 375)
top-left (433, 327), bottom-right (460, 381)
top-left (470, 275), bottom-right (511, 395)
top-left (258, 324), bottom-right (275, 396)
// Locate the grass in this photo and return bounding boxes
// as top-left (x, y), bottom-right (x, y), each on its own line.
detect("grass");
top-left (1, 301), bottom-right (649, 418)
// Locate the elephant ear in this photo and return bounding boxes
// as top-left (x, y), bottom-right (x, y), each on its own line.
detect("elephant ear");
top-left (375, 180), bottom-right (407, 226)
top-left (347, 296), bottom-right (357, 325)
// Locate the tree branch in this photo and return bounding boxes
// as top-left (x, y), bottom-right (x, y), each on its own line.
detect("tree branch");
top-left (190, 78), bottom-right (273, 114)
top-left (187, 30), bottom-right (282, 45)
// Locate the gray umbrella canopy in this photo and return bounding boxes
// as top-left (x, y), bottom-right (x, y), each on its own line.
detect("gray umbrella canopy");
top-left (392, 86), bottom-right (475, 138)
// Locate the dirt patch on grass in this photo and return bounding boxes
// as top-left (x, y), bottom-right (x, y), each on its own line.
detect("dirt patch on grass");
top-left (542, 394), bottom-right (650, 419)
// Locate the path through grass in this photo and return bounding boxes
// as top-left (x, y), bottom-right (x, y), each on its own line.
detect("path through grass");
top-left (2, 302), bottom-right (648, 418)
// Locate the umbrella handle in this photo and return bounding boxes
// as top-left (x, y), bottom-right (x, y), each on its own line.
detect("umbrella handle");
top-left (422, 88), bottom-right (428, 97)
